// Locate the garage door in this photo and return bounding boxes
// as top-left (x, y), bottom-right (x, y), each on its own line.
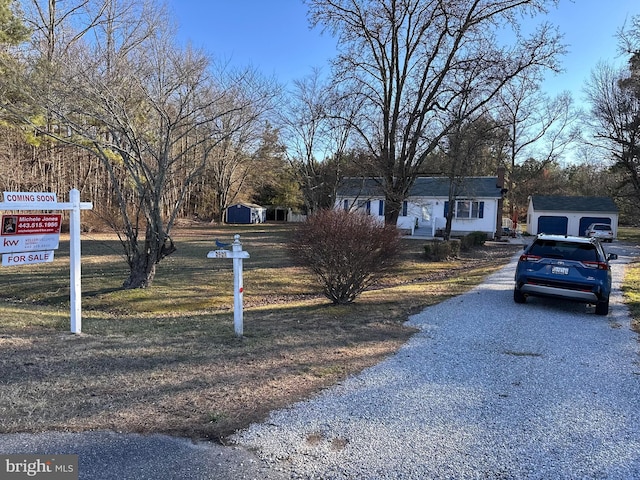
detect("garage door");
top-left (537, 216), bottom-right (568, 235)
top-left (579, 217), bottom-right (611, 237)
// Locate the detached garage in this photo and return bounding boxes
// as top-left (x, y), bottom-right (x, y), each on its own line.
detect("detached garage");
top-left (226, 203), bottom-right (266, 224)
top-left (526, 196), bottom-right (619, 237)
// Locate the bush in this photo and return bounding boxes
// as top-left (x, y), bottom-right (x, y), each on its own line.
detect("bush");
top-left (460, 231), bottom-right (487, 251)
top-left (468, 231), bottom-right (487, 245)
top-left (290, 209), bottom-right (401, 305)
top-left (423, 239), bottom-right (460, 261)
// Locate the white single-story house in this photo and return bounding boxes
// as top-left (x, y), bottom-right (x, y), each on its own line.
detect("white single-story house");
top-left (335, 175), bottom-right (505, 239)
top-left (526, 195), bottom-right (619, 237)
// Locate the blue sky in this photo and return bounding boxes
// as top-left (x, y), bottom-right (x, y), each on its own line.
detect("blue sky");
top-left (167, 1), bottom-right (337, 82)
top-left (167, 0), bottom-right (638, 103)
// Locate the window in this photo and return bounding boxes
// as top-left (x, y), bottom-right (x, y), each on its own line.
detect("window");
top-left (357, 200), bottom-right (371, 214)
top-left (456, 200), bottom-right (483, 219)
top-left (445, 200), bottom-right (484, 219)
top-left (471, 202), bottom-right (481, 218)
top-left (456, 201), bottom-right (471, 218)
top-left (529, 239), bottom-right (597, 262)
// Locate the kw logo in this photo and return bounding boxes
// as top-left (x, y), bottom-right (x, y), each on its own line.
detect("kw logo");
top-left (3, 238), bottom-right (19, 247)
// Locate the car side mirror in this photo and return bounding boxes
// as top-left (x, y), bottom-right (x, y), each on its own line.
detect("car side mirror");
top-left (608, 253), bottom-right (618, 261)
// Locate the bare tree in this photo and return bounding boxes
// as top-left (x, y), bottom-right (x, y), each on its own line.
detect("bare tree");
top-left (306, 0), bottom-right (565, 224)
top-left (6, 0), bottom-right (277, 288)
top-left (280, 68), bottom-right (355, 213)
top-left (584, 60), bottom-right (640, 219)
top-left (496, 76), bottom-right (579, 217)
top-left (202, 81), bottom-right (279, 223)
top-left (441, 109), bottom-right (505, 240)
top-left (22, 0), bottom-right (110, 63)
top-left (617, 14), bottom-right (640, 58)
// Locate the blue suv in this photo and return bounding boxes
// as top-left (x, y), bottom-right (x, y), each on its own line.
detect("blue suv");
top-left (514, 234), bottom-right (618, 315)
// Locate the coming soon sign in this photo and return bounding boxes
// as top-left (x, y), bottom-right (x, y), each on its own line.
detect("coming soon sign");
top-left (1, 192), bottom-right (62, 266)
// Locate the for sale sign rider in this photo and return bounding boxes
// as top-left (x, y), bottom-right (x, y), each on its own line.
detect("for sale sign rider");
top-left (1, 213), bottom-right (62, 266)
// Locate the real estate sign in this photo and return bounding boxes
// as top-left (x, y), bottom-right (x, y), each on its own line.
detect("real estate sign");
top-left (1, 212), bottom-right (62, 265)
top-left (3, 192), bottom-right (57, 204)
top-left (2, 213), bottom-right (62, 235)
top-left (2, 250), bottom-right (55, 266)
top-left (0, 188), bottom-right (93, 333)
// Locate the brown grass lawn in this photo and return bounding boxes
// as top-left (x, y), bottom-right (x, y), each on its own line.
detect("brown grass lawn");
top-left (619, 227), bottom-right (640, 333)
top-left (0, 223), bottom-right (521, 442)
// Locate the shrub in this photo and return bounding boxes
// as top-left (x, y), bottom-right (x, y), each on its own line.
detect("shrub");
top-left (468, 231), bottom-right (487, 246)
top-left (290, 209), bottom-right (401, 305)
top-left (460, 231), bottom-right (487, 251)
top-left (423, 239), bottom-right (460, 261)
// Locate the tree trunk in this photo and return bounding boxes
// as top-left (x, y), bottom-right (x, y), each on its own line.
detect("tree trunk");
top-left (444, 179), bottom-right (457, 241)
top-left (444, 209), bottom-right (454, 241)
top-left (123, 249), bottom-right (156, 289)
top-left (120, 226), bottom-right (176, 289)
top-left (384, 196), bottom-right (401, 225)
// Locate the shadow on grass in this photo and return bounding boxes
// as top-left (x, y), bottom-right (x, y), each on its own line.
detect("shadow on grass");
top-left (0, 300), bottom-right (413, 440)
top-left (0, 225), bottom-right (525, 441)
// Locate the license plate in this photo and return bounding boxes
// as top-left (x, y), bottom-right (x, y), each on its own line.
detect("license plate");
top-left (552, 266), bottom-right (569, 275)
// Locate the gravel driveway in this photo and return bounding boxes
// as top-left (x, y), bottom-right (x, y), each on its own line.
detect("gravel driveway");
top-left (234, 242), bottom-right (640, 479)
top-left (1, 243), bottom-right (638, 479)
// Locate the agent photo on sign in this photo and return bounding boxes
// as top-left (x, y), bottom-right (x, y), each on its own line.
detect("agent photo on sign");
top-left (2, 215), bottom-right (17, 235)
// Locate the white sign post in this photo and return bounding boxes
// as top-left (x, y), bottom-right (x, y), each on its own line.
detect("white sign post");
top-left (0, 189), bottom-right (93, 334)
top-left (207, 234), bottom-right (250, 337)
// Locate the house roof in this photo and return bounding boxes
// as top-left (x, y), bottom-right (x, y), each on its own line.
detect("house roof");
top-left (337, 176), bottom-right (503, 199)
top-left (412, 176), bottom-right (502, 197)
top-left (530, 196), bottom-right (619, 213)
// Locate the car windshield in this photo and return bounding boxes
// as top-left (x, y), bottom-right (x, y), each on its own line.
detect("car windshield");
top-left (595, 225), bottom-right (611, 231)
top-left (529, 240), bottom-right (598, 262)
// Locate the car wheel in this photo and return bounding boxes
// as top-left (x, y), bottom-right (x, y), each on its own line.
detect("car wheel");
top-left (514, 288), bottom-right (526, 304)
top-left (595, 299), bottom-right (609, 316)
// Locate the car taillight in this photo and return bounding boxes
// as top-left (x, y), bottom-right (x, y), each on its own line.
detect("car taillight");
top-left (582, 261), bottom-right (609, 270)
top-left (519, 254), bottom-right (541, 262)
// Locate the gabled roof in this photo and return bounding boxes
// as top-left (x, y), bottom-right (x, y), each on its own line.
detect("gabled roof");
top-left (337, 176), bottom-right (502, 199)
top-left (337, 177), bottom-right (386, 197)
top-left (412, 176), bottom-right (502, 197)
top-left (530, 196), bottom-right (618, 213)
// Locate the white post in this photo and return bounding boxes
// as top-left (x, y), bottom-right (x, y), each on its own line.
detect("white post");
top-left (232, 234), bottom-right (244, 337)
top-left (69, 189), bottom-right (82, 334)
top-left (0, 189), bottom-right (92, 334)
top-left (207, 234), bottom-right (249, 338)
